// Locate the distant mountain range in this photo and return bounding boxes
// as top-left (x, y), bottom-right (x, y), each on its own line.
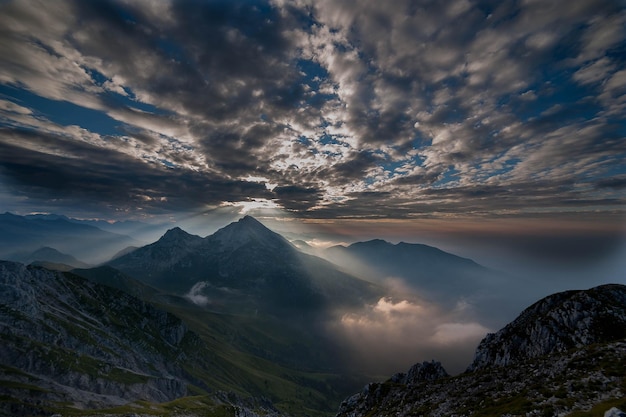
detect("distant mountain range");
top-left (337, 284), bottom-right (626, 417)
top-left (324, 239), bottom-right (491, 296)
top-left (23, 212), bottom-right (160, 236)
top-left (323, 238), bottom-right (521, 324)
top-left (12, 246), bottom-right (90, 269)
top-left (0, 212), bottom-right (139, 264)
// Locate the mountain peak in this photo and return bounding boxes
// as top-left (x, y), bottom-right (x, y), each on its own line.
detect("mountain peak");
top-left (157, 227), bottom-right (202, 246)
top-left (240, 214), bottom-right (260, 223)
top-left (235, 215), bottom-right (267, 230)
top-left (352, 239), bottom-right (391, 247)
top-left (162, 226), bottom-right (189, 238)
top-left (211, 216), bottom-right (292, 251)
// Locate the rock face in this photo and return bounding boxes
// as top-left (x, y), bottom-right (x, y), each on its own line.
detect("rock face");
top-left (0, 261), bottom-right (208, 413)
top-left (468, 284), bottom-right (626, 371)
top-left (390, 361), bottom-right (450, 385)
top-left (605, 408), bottom-right (626, 417)
top-left (336, 284), bottom-right (626, 417)
top-left (339, 361), bottom-right (450, 417)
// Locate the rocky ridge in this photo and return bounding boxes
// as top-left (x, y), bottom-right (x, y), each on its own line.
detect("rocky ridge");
top-left (469, 284), bottom-right (626, 371)
top-left (337, 284), bottom-right (626, 417)
top-left (0, 261), bottom-right (208, 414)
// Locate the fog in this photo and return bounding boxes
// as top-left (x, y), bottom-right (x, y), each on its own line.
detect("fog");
top-left (327, 293), bottom-right (491, 375)
top-left (308, 227), bottom-right (626, 377)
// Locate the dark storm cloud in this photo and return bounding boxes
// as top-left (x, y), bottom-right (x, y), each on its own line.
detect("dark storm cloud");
top-left (392, 172), bottom-right (442, 186)
top-left (63, 0), bottom-right (312, 125)
top-left (0, 128), bottom-right (269, 214)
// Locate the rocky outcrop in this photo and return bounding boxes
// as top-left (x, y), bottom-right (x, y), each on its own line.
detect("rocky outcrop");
top-left (390, 360), bottom-right (449, 385)
top-left (0, 261), bottom-right (204, 410)
top-left (339, 361), bottom-right (450, 417)
top-left (468, 284), bottom-right (626, 371)
top-left (605, 408), bottom-right (626, 417)
top-left (336, 284), bottom-right (626, 417)
top-left (336, 340), bottom-right (626, 417)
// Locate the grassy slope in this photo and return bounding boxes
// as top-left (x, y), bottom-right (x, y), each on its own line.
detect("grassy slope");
top-left (15, 303), bottom-right (368, 417)
top-left (160, 302), bottom-right (368, 417)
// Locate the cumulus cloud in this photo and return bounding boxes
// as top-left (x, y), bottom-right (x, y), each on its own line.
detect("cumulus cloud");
top-left (329, 296), bottom-right (491, 375)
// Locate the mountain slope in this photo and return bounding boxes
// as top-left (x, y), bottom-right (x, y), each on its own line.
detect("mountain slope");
top-left (0, 260), bottom-right (374, 417)
top-left (336, 284), bottom-right (626, 417)
top-left (70, 265), bottom-right (162, 301)
top-left (109, 216), bottom-right (381, 315)
top-left (468, 283), bottom-right (626, 371)
top-left (0, 261), bottom-right (215, 415)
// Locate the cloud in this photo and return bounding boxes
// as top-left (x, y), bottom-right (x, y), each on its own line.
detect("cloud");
top-left (185, 282), bottom-right (210, 306)
top-left (329, 296), bottom-right (491, 375)
top-left (0, 127), bottom-right (271, 215)
top-left (0, 0), bottom-right (623, 222)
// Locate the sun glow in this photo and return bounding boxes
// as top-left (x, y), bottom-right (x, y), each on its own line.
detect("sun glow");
top-left (220, 198), bottom-right (281, 214)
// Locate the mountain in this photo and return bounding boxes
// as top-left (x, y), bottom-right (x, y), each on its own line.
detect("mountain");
top-left (0, 212), bottom-right (138, 264)
top-left (0, 261), bottom-right (211, 415)
top-left (15, 246), bottom-right (90, 268)
top-left (323, 239), bottom-right (522, 324)
top-left (325, 239), bottom-right (489, 290)
top-left (468, 284), bottom-right (626, 371)
top-left (109, 216), bottom-right (381, 316)
top-left (335, 284), bottom-right (626, 417)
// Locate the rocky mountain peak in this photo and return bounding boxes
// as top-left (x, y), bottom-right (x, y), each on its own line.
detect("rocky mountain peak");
top-left (468, 283), bottom-right (626, 371)
top-left (157, 227), bottom-right (202, 246)
top-left (211, 215), bottom-right (292, 251)
top-left (390, 360), bottom-right (449, 385)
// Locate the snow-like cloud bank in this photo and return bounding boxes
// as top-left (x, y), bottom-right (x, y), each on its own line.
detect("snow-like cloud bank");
top-left (330, 296), bottom-right (491, 375)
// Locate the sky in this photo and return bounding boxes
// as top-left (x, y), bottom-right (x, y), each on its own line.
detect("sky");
top-left (0, 0), bottom-right (625, 267)
top-left (1, 0), bottom-right (625, 376)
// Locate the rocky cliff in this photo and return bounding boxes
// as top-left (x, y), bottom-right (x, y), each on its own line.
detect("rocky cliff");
top-left (468, 284), bottom-right (626, 371)
top-left (336, 284), bottom-right (626, 417)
